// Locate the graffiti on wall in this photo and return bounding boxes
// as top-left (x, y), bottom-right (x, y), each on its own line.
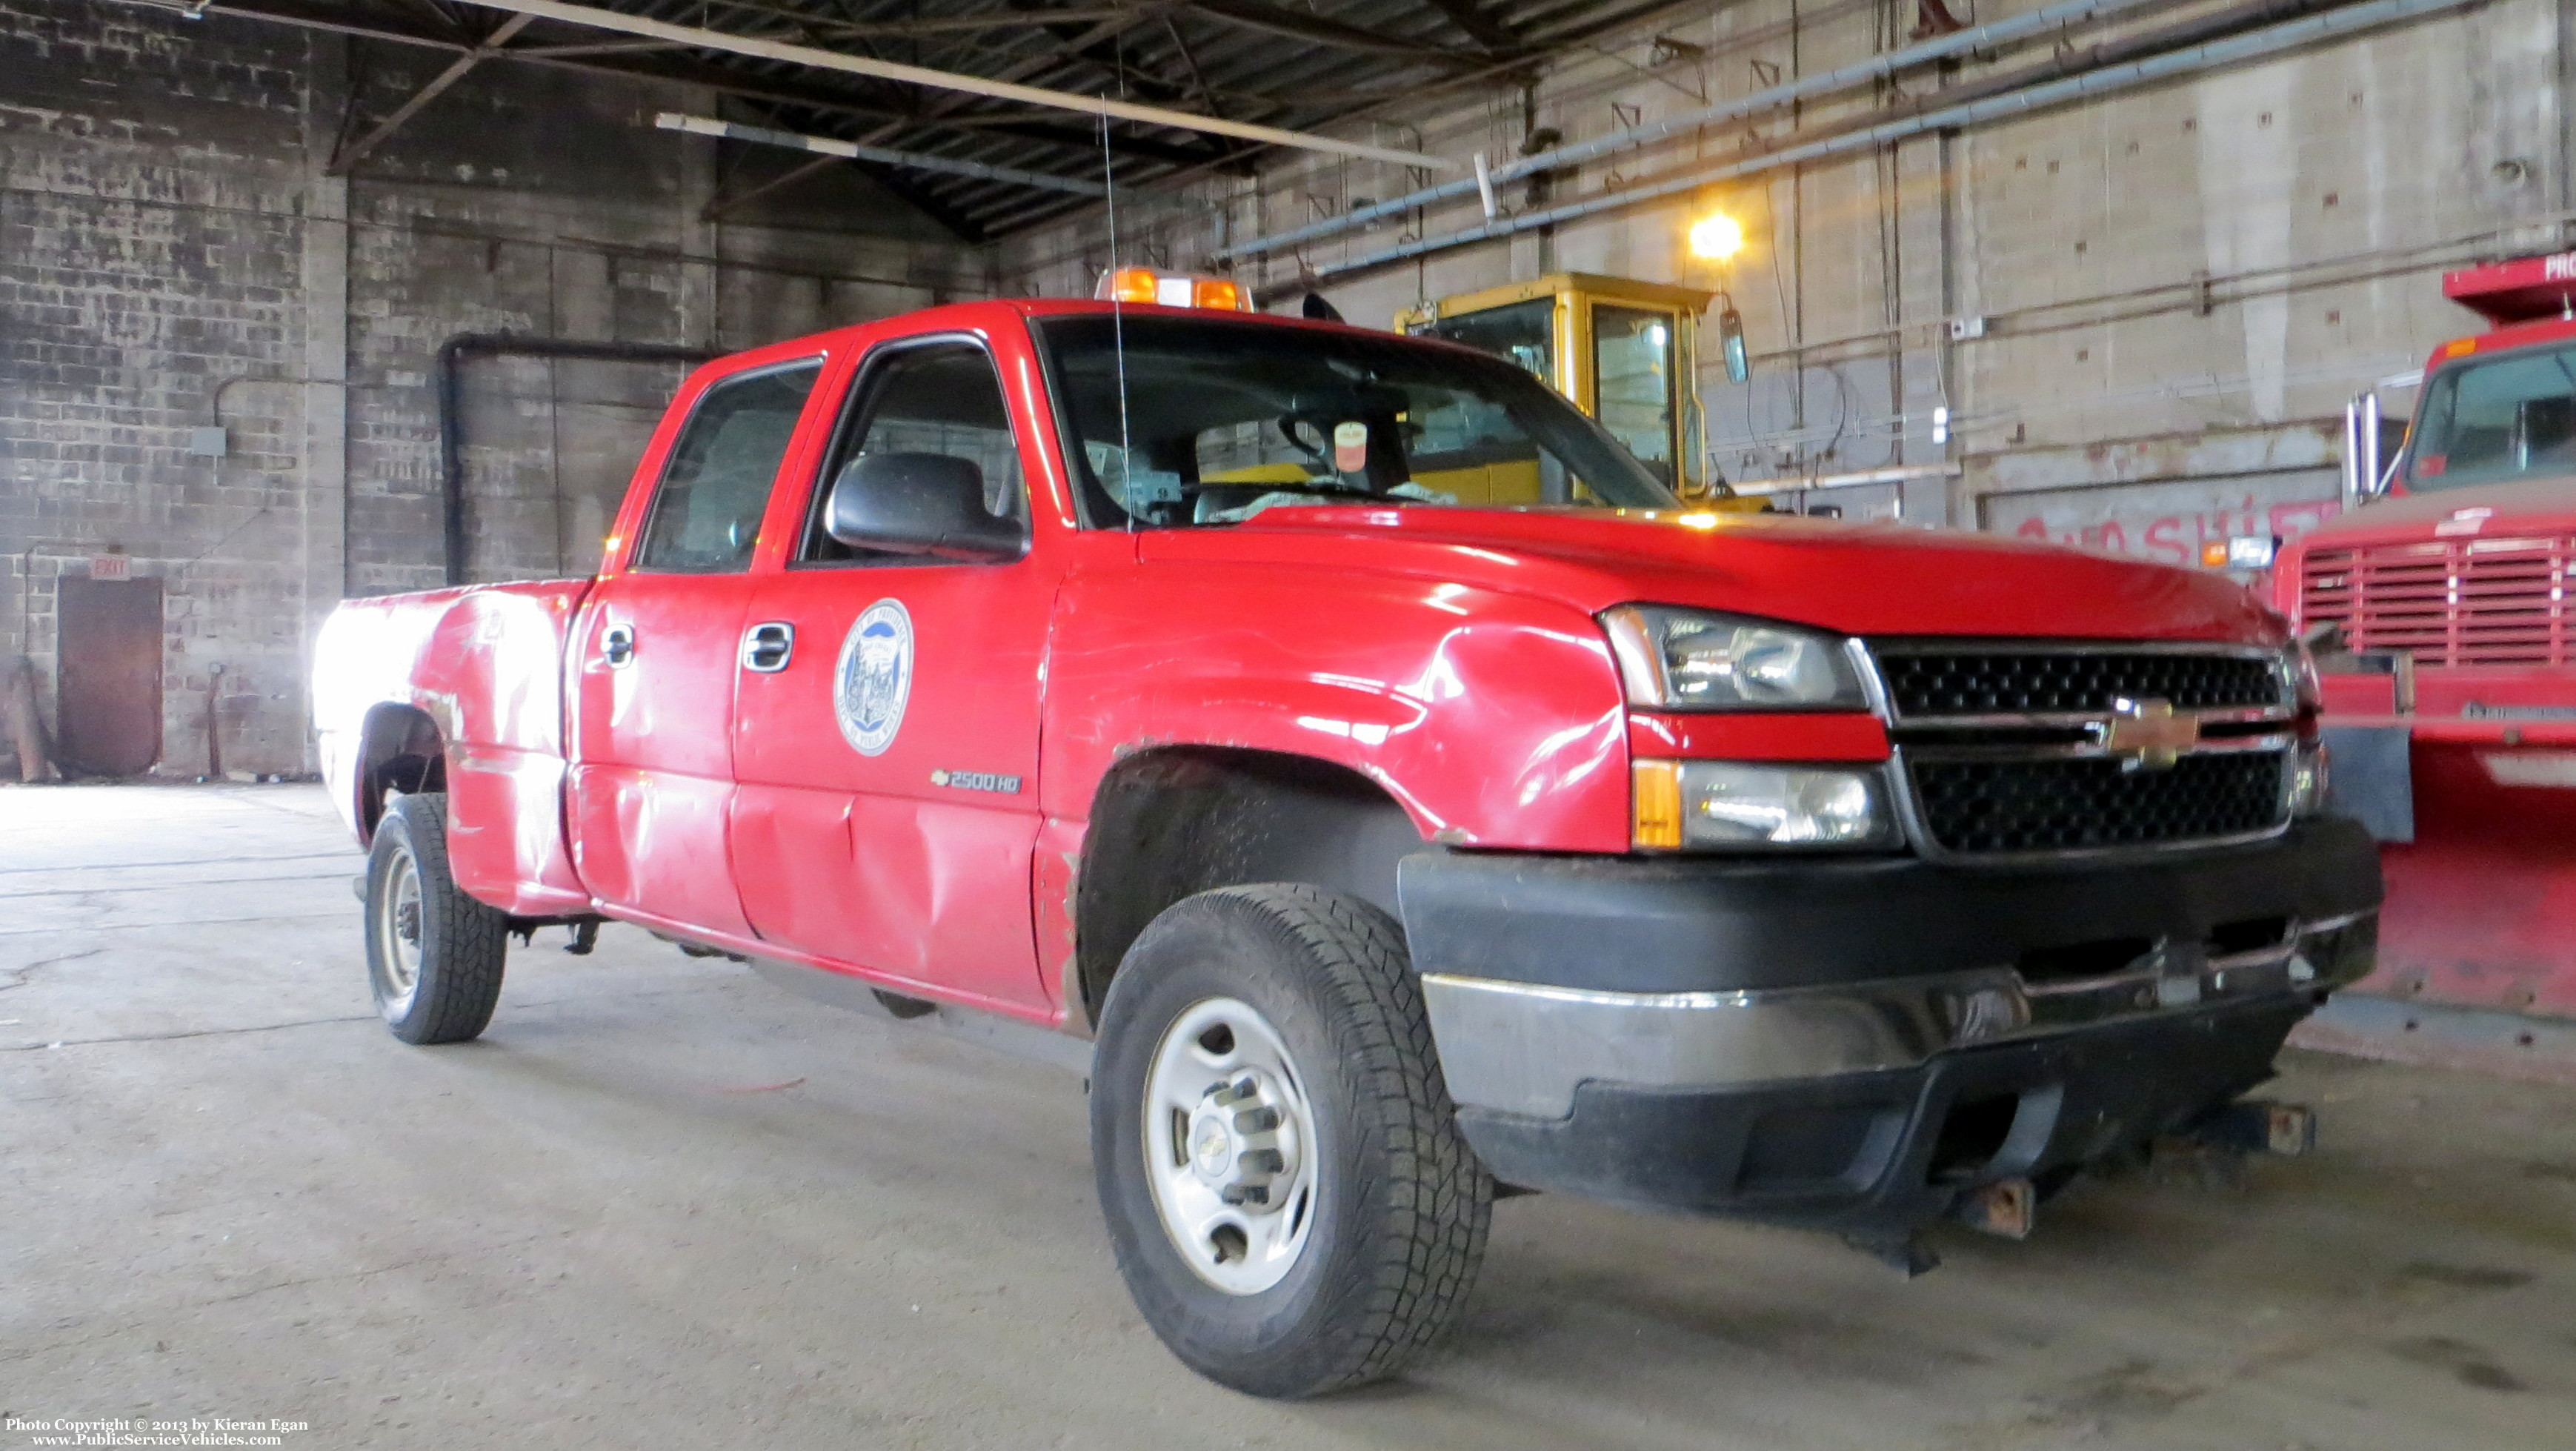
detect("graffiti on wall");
top-left (1980, 471), bottom-right (2344, 565)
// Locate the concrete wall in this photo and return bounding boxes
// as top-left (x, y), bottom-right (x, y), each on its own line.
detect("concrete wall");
top-left (996, 0), bottom-right (2572, 562)
top-left (0, 0), bottom-right (979, 777)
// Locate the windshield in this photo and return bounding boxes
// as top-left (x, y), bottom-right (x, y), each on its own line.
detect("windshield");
top-left (1035, 314), bottom-right (1677, 528)
top-left (2407, 344), bottom-right (2576, 491)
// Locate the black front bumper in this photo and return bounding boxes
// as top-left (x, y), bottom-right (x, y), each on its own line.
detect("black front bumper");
top-left (1397, 819), bottom-right (2382, 1236)
top-left (1457, 995), bottom-right (2309, 1239)
top-left (1398, 817), bottom-right (2381, 995)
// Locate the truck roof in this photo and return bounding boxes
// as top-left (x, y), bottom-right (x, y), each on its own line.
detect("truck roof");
top-left (2444, 251), bottom-right (2576, 325)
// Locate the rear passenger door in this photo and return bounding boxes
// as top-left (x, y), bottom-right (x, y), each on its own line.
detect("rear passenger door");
top-left (568, 358), bottom-right (823, 937)
top-left (730, 336), bottom-right (1060, 1011)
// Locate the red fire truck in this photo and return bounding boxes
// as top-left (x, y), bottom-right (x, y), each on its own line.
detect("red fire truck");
top-left (2274, 253), bottom-right (2576, 1058)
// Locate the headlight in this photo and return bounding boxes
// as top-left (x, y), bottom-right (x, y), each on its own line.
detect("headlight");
top-left (2283, 641), bottom-right (2322, 712)
top-left (1602, 606), bottom-right (1866, 711)
top-left (2289, 741), bottom-right (2331, 817)
top-left (1634, 760), bottom-right (1900, 850)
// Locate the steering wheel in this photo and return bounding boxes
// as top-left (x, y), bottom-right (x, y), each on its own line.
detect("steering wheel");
top-left (1277, 416), bottom-right (1330, 465)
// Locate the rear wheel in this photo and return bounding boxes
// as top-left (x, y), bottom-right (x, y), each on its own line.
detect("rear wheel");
top-left (365, 792), bottom-right (507, 1044)
top-left (1091, 884), bottom-right (1491, 1398)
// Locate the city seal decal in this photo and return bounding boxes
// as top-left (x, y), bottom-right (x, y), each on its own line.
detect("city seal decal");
top-left (835, 599), bottom-right (913, 756)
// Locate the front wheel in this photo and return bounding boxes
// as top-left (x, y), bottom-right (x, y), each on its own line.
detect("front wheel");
top-left (1091, 885), bottom-right (1492, 1398)
top-left (365, 791), bottom-right (507, 1044)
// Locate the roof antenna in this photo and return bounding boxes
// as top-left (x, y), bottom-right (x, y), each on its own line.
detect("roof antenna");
top-left (1100, 102), bottom-right (1137, 532)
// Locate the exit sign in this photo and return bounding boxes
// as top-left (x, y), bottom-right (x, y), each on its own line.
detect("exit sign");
top-left (89, 556), bottom-right (131, 581)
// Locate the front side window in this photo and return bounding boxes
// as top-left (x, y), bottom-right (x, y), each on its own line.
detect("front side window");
top-left (633, 362), bottom-right (822, 571)
top-left (802, 342), bottom-right (1027, 564)
top-left (1038, 315), bottom-right (1674, 528)
top-left (2407, 345), bottom-right (2576, 491)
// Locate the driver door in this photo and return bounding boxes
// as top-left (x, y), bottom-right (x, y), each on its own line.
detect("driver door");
top-left (729, 336), bottom-right (1061, 1012)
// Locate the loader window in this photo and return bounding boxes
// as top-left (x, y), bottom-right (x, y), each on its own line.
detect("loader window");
top-left (2407, 345), bottom-right (2576, 490)
top-left (634, 361), bottom-right (822, 571)
top-left (1591, 303), bottom-right (1680, 486)
top-left (1038, 313), bottom-right (1674, 528)
top-left (1408, 296), bottom-right (1554, 382)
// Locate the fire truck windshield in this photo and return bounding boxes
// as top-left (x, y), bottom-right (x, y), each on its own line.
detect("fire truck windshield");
top-left (2406, 344), bottom-right (2576, 490)
top-left (1036, 313), bottom-right (1677, 528)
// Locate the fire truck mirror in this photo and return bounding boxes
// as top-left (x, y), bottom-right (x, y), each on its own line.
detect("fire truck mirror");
top-left (825, 452), bottom-right (1027, 563)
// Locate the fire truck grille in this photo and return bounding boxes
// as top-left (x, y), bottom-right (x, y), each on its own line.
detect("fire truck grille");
top-left (1874, 649), bottom-right (2286, 718)
top-left (1906, 751), bottom-right (2290, 855)
top-left (2300, 536), bottom-right (2574, 666)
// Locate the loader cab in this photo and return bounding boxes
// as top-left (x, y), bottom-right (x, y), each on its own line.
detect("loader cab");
top-left (1395, 272), bottom-right (1758, 508)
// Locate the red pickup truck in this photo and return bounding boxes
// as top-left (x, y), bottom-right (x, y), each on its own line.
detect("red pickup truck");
top-left (314, 284), bottom-right (2380, 1398)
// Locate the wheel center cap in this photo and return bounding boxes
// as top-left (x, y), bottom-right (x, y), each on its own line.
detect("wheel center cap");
top-left (1190, 1116), bottom-right (1236, 1179)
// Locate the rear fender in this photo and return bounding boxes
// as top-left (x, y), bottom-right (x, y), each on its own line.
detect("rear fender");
top-left (325, 582), bottom-right (590, 915)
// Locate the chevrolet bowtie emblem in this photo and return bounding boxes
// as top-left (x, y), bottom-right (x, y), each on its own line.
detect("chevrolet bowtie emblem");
top-left (2093, 696), bottom-right (2198, 771)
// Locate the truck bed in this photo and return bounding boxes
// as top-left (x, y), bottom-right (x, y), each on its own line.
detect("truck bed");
top-left (313, 579), bottom-right (594, 917)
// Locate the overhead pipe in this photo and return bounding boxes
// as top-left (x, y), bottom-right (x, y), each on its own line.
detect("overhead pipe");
top-left (438, 335), bottom-right (721, 587)
top-left (1217, 0), bottom-right (2173, 262)
top-left (447, 0), bottom-right (1452, 171)
top-left (1297, 0), bottom-right (2473, 285)
top-left (655, 113), bottom-right (1106, 198)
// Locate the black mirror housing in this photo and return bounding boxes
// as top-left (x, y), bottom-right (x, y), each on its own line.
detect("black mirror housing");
top-left (824, 452), bottom-right (1026, 562)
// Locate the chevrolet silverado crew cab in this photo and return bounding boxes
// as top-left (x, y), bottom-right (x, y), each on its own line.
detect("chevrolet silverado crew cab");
top-left (314, 279), bottom-right (2381, 1398)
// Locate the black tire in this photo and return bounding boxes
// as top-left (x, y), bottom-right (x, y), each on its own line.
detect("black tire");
top-left (364, 791), bottom-right (507, 1045)
top-left (1091, 884), bottom-right (1492, 1398)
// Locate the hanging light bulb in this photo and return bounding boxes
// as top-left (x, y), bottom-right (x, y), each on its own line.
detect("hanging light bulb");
top-left (1688, 212), bottom-right (1744, 262)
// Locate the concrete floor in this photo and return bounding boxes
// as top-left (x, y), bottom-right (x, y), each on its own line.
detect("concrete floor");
top-left (2, 786), bottom-right (2572, 1450)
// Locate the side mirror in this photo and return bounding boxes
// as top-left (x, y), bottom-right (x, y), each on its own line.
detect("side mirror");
top-left (1716, 303), bottom-right (1750, 385)
top-left (825, 452), bottom-right (1025, 562)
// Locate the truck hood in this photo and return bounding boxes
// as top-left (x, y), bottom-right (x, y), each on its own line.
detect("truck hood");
top-left (2300, 475), bottom-right (2576, 546)
top-left (1141, 505), bottom-right (2281, 642)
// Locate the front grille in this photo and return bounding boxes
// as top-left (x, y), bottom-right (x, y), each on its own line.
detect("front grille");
top-left (1876, 649), bottom-right (2284, 718)
top-left (2301, 536), bottom-right (2572, 666)
top-left (1907, 751), bottom-right (2289, 854)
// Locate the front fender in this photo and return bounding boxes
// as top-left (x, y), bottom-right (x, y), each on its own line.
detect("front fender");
top-left (1044, 560), bottom-right (1630, 851)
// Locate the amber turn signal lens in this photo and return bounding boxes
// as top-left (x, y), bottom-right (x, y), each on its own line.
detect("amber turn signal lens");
top-left (1102, 267), bottom-right (1161, 305)
top-left (1631, 760), bottom-right (1684, 850)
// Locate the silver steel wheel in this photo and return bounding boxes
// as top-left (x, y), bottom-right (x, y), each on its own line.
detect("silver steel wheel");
top-left (1142, 996), bottom-right (1320, 1295)
top-left (373, 843), bottom-right (425, 1019)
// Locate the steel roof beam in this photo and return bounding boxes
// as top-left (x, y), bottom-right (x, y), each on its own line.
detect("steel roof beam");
top-left (443, 0), bottom-right (1454, 168)
top-left (658, 112), bottom-right (1107, 196)
top-left (109, 0), bottom-right (1242, 170)
top-left (328, 11), bottom-right (531, 175)
top-left (1416, 0), bottom-right (1520, 53)
top-left (1176, 0), bottom-right (1500, 68)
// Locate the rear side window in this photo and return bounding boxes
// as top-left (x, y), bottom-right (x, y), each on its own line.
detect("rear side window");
top-left (633, 362), bottom-right (822, 571)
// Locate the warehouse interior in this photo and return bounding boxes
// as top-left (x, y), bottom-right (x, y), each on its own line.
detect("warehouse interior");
top-left (4, 0), bottom-right (2575, 1444)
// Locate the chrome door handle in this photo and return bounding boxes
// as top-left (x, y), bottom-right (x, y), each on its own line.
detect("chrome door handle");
top-left (601, 623), bottom-right (636, 668)
top-left (741, 621), bottom-right (794, 673)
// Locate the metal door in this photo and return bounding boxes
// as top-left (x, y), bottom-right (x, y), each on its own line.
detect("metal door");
top-left (56, 577), bottom-right (162, 776)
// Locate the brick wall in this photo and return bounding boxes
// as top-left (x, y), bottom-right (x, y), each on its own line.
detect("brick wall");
top-left (0, 0), bottom-right (975, 777)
